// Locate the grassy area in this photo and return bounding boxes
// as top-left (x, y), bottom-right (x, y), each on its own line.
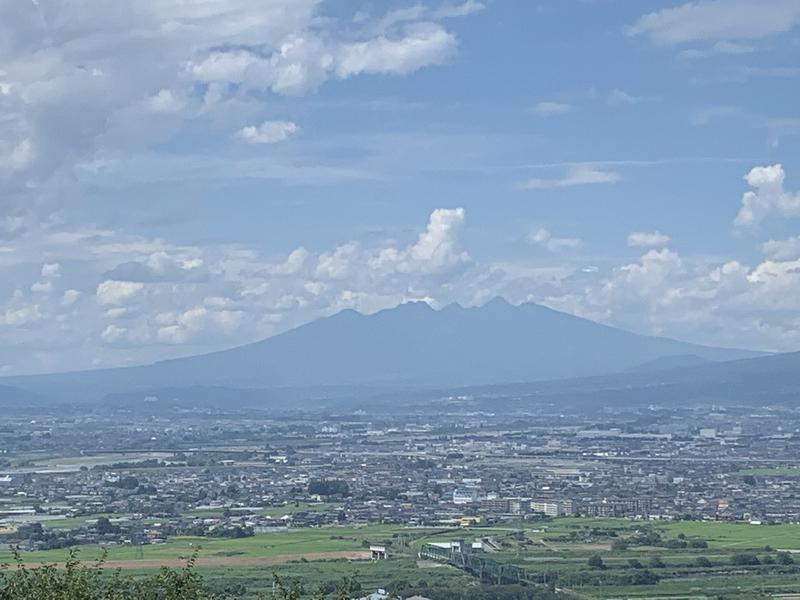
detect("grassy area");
top-left (662, 520), bottom-right (800, 549)
top-left (0, 524), bottom-right (405, 565)
top-left (590, 573), bottom-right (800, 599)
top-left (101, 558), bottom-right (476, 599)
top-left (738, 466), bottom-right (800, 476)
top-left (534, 517), bottom-right (800, 550)
top-left (41, 513), bottom-right (123, 530)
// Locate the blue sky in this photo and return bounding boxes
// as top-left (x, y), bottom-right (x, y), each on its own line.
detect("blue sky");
top-left (1, 0), bottom-right (799, 374)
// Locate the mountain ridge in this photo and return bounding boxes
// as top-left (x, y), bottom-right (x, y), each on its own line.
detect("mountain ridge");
top-left (0, 298), bottom-right (766, 403)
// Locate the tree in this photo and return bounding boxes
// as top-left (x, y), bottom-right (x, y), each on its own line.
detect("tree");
top-left (308, 479), bottom-right (350, 497)
top-left (611, 539), bottom-right (629, 551)
top-left (731, 553), bottom-right (760, 566)
top-left (649, 556), bottom-right (665, 569)
top-left (627, 559), bottom-right (643, 569)
top-left (777, 551), bottom-right (795, 565)
top-left (587, 554), bottom-right (605, 570)
top-left (94, 517), bottom-right (119, 535)
top-left (696, 556), bottom-right (712, 568)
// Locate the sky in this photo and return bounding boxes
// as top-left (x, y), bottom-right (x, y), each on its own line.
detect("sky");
top-left (1, 0), bottom-right (799, 375)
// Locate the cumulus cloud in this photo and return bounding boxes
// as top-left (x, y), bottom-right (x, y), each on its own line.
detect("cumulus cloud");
top-left (335, 23), bottom-right (457, 78)
top-left (41, 263), bottom-right (61, 278)
top-left (1, 305), bottom-right (42, 327)
top-left (237, 120), bottom-right (297, 144)
top-left (96, 280), bottom-right (145, 306)
top-left (156, 306), bottom-right (244, 345)
top-left (518, 165), bottom-right (620, 190)
top-left (400, 207), bottom-right (470, 272)
top-left (316, 208), bottom-right (470, 280)
top-left (762, 236), bottom-right (800, 260)
top-left (734, 164), bottom-right (800, 226)
top-left (189, 22), bottom-right (457, 96)
top-left (629, 0), bottom-right (800, 45)
top-left (627, 231), bottom-right (671, 247)
top-left (0, 1), bottom-right (473, 226)
top-left (103, 252), bottom-right (208, 283)
top-left (30, 281), bottom-right (53, 294)
top-left (528, 228), bottom-right (582, 252)
top-left (62, 289), bottom-right (81, 307)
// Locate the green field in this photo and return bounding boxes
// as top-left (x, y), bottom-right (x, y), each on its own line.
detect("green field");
top-left (738, 466), bottom-right (800, 476)
top-left (661, 520), bottom-right (800, 549)
top-left (0, 524), bottom-right (406, 565)
top-left (7, 517), bottom-right (800, 599)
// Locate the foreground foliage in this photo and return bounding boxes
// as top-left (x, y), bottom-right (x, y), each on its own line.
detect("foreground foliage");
top-left (0, 548), bottom-right (221, 600)
top-left (0, 548), bottom-right (366, 600)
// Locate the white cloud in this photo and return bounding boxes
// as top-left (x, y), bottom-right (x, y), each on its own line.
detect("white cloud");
top-left (189, 22), bottom-right (457, 96)
top-left (0, 1), bottom-right (475, 226)
top-left (30, 281), bottom-right (53, 294)
top-left (402, 207), bottom-right (469, 271)
top-left (434, 1), bottom-right (486, 18)
top-left (335, 23), bottom-right (457, 78)
top-left (517, 165), bottom-right (620, 190)
top-left (268, 247), bottom-right (310, 276)
top-left (528, 228), bottom-right (582, 253)
top-left (237, 120), bottom-right (298, 144)
top-left (316, 208), bottom-right (470, 280)
top-left (762, 236), bottom-right (800, 260)
top-left (629, 0), bottom-right (800, 45)
top-left (62, 289), bottom-right (81, 307)
top-left (102, 324), bottom-right (131, 345)
top-left (734, 164), bottom-right (800, 226)
top-left (608, 89), bottom-right (642, 106)
top-left (41, 263), bottom-right (61, 277)
top-left (0, 305), bottom-right (42, 327)
top-left (315, 242), bottom-right (361, 280)
top-left (679, 40), bottom-right (756, 59)
top-left (627, 231), bottom-right (671, 247)
top-left (530, 101), bottom-right (575, 117)
top-left (96, 280), bottom-right (145, 306)
top-left (156, 306), bottom-right (244, 345)
top-left (147, 89), bottom-right (186, 113)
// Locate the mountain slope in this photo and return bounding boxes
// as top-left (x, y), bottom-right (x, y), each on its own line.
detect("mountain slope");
top-left (0, 384), bottom-right (42, 407)
top-left (2, 298), bottom-right (763, 402)
top-left (626, 354), bottom-right (712, 373)
top-left (436, 350), bottom-right (800, 409)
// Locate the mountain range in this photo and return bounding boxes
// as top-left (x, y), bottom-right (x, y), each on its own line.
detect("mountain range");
top-left (0, 298), bottom-right (769, 404)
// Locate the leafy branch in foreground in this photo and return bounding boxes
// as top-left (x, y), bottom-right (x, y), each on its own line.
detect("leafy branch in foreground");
top-left (0, 548), bottom-right (363, 600)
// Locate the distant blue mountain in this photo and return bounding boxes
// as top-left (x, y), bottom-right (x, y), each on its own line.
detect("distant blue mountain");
top-left (0, 384), bottom-right (41, 406)
top-left (1, 298), bottom-right (764, 402)
top-left (626, 354), bottom-right (712, 373)
top-left (442, 349), bottom-right (800, 409)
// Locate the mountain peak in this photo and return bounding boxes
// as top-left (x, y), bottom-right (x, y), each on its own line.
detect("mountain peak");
top-left (483, 296), bottom-right (513, 309)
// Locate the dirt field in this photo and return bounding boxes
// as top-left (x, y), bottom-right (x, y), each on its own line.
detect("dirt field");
top-left (11, 550), bottom-right (371, 570)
